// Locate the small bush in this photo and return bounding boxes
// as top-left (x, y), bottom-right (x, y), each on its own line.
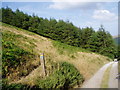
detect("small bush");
top-left (1, 79), bottom-right (39, 90)
top-left (2, 83), bottom-right (39, 90)
top-left (2, 31), bottom-right (36, 78)
top-left (37, 62), bottom-right (84, 89)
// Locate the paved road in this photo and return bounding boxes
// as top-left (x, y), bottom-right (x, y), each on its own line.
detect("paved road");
top-left (108, 62), bottom-right (118, 88)
top-left (82, 62), bottom-right (113, 88)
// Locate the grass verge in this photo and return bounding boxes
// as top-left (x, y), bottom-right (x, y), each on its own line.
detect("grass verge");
top-left (118, 61), bottom-right (120, 74)
top-left (100, 64), bottom-right (112, 88)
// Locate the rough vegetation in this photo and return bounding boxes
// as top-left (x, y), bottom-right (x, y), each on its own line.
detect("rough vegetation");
top-left (1, 7), bottom-right (117, 89)
top-left (1, 7), bottom-right (117, 59)
top-left (37, 62), bottom-right (84, 89)
top-left (1, 23), bottom-right (111, 89)
top-left (2, 27), bottom-right (40, 82)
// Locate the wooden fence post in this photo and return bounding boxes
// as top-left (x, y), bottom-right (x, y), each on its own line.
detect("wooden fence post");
top-left (40, 53), bottom-right (46, 76)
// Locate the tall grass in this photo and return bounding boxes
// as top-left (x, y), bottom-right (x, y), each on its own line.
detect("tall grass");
top-left (1, 22), bottom-right (111, 89)
top-left (37, 62), bottom-right (84, 89)
top-left (52, 40), bottom-right (90, 55)
top-left (2, 28), bottom-right (39, 81)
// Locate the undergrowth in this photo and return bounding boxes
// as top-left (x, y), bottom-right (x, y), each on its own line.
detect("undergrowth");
top-left (2, 30), bottom-right (38, 79)
top-left (37, 62), bottom-right (84, 89)
top-left (1, 62), bottom-right (84, 89)
top-left (2, 79), bottom-right (39, 90)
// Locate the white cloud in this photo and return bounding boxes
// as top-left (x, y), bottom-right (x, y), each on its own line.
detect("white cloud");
top-left (93, 9), bottom-right (118, 22)
top-left (49, 1), bottom-right (102, 10)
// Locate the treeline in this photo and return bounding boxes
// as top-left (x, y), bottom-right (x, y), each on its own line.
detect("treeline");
top-left (1, 7), bottom-right (117, 59)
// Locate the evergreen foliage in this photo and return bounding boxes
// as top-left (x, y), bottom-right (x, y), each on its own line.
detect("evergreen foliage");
top-left (117, 45), bottom-right (120, 60)
top-left (1, 7), bottom-right (117, 59)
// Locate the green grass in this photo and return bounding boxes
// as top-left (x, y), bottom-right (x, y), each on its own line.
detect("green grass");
top-left (1, 22), bottom-right (111, 89)
top-left (2, 80), bottom-right (39, 90)
top-left (100, 64), bottom-right (112, 88)
top-left (1, 22), bottom-right (85, 89)
top-left (52, 40), bottom-right (90, 55)
top-left (1, 22), bottom-right (36, 36)
top-left (37, 62), bottom-right (84, 89)
top-left (118, 61), bottom-right (120, 73)
top-left (2, 30), bottom-right (36, 53)
top-left (2, 27), bottom-right (39, 80)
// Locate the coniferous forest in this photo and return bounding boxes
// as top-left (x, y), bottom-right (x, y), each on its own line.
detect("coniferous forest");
top-left (1, 7), bottom-right (118, 59)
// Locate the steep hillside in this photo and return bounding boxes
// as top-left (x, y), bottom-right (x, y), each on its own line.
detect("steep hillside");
top-left (1, 23), bottom-right (111, 88)
top-left (1, 7), bottom-right (117, 59)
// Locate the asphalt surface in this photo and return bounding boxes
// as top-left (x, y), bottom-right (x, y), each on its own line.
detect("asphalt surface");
top-left (108, 62), bottom-right (118, 88)
top-left (82, 62), bottom-right (113, 88)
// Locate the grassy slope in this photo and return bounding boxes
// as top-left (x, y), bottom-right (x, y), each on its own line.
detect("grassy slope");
top-left (1, 23), bottom-right (111, 86)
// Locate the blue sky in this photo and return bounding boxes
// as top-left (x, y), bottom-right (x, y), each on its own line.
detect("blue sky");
top-left (2, 1), bottom-right (119, 36)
